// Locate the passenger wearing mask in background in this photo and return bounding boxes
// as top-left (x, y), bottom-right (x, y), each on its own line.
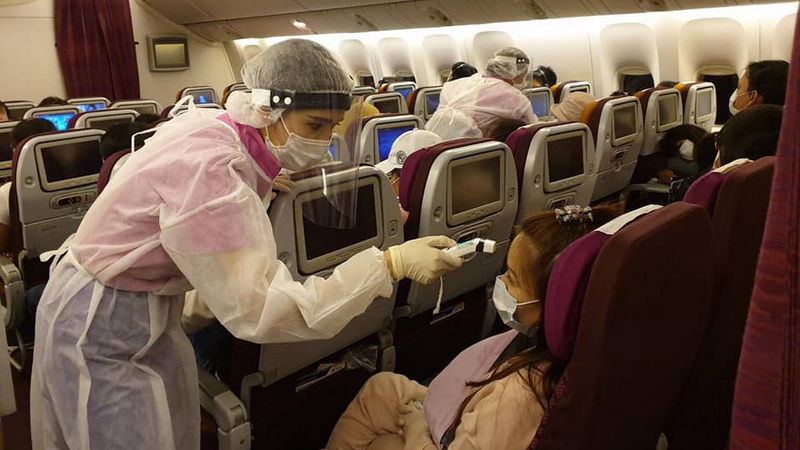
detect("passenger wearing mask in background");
top-left (37, 96), bottom-right (69, 107)
top-left (30, 38), bottom-right (463, 450)
top-left (447, 62), bottom-right (478, 82)
top-left (729, 60), bottom-right (790, 115)
top-left (551, 92), bottom-right (596, 122)
top-left (0, 101), bottom-right (8, 121)
top-left (427, 47), bottom-right (537, 141)
top-left (376, 129), bottom-right (442, 225)
top-left (528, 65), bottom-right (557, 88)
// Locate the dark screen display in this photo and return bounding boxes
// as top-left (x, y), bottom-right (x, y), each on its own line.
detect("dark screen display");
top-left (696, 89), bottom-right (713, 118)
top-left (37, 113), bottom-right (75, 131)
top-left (395, 87), bottom-right (412, 99)
top-left (571, 86), bottom-right (589, 93)
top-left (88, 117), bottom-right (130, 131)
top-left (613, 105), bottom-right (637, 141)
top-left (302, 184), bottom-right (378, 261)
top-left (425, 93), bottom-right (440, 117)
top-left (40, 140), bottom-right (103, 182)
top-left (76, 103), bottom-right (105, 113)
top-left (373, 99), bottom-right (400, 114)
top-left (547, 135), bottom-right (584, 182)
top-left (377, 125), bottom-right (414, 161)
top-left (130, 105), bottom-right (157, 115)
top-left (8, 107), bottom-right (29, 121)
top-left (191, 90), bottom-right (215, 104)
top-left (658, 95), bottom-right (678, 128)
top-left (450, 157), bottom-right (501, 215)
top-left (0, 132), bottom-right (12, 162)
top-left (529, 92), bottom-right (549, 117)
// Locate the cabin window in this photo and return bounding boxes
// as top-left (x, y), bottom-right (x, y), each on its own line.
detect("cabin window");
top-left (620, 73), bottom-right (655, 95)
top-left (700, 72), bottom-right (738, 125)
top-left (394, 70), bottom-right (416, 83)
top-left (440, 70), bottom-right (451, 84)
top-left (358, 75), bottom-right (375, 88)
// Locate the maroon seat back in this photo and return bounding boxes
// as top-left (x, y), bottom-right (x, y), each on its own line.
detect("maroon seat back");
top-left (530, 203), bottom-right (714, 449)
top-left (668, 157), bottom-right (775, 449)
top-left (97, 149), bottom-right (131, 195)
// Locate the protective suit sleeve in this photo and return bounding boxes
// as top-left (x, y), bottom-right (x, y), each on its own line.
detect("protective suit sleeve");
top-left (159, 134), bottom-right (394, 343)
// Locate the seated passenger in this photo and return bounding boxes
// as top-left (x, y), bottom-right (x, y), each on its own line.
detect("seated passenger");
top-left (482, 117), bottom-right (526, 142)
top-left (551, 92), bottom-right (596, 122)
top-left (660, 124), bottom-right (709, 179)
top-left (376, 130), bottom-right (442, 225)
top-left (327, 204), bottom-right (622, 450)
top-left (448, 62), bottom-right (478, 82)
top-left (670, 133), bottom-right (718, 202)
top-left (0, 101), bottom-right (8, 121)
top-left (528, 65), bottom-right (557, 88)
top-left (717, 104), bottom-right (783, 165)
top-left (38, 96), bottom-right (69, 107)
top-left (729, 60), bottom-right (790, 114)
top-left (427, 48), bottom-right (536, 140)
top-left (134, 113), bottom-right (160, 126)
top-left (99, 122), bottom-right (148, 160)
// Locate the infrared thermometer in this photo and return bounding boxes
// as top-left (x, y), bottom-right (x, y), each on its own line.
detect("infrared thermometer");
top-left (443, 238), bottom-right (496, 258)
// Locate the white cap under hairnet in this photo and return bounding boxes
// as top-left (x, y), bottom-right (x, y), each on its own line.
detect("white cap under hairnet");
top-left (375, 130), bottom-right (442, 174)
top-left (227, 39), bottom-right (354, 128)
top-left (485, 47), bottom-right (531, 81)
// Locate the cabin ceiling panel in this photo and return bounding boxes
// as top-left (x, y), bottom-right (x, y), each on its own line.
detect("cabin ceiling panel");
top-left (142, 0), bottom-right (215, 24)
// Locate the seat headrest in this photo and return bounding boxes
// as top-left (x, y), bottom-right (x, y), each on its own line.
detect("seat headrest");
top-left (505, 121), bottom-right (576, 191)
top-left (544, 204), bottom-right (662, 360)
top-left (97, 149), bottom-right (131, 195)
top-left (684, 158), bottom-right (753, 212)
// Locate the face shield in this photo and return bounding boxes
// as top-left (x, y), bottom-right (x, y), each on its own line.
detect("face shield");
top-left (282, 94), bottom-right (365, 229)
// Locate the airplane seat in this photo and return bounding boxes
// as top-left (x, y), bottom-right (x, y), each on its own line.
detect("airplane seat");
top-left (67, 97), bottom-right (110, 112)
top-left (393, 138), bottom-right (518, 380)
top-left (523, 87), bottom-right (555, 121)
top-left (364, 93), bottom-right (408, 115)
top-left (67, 109), bottom-right (139, 130)
top-left (23, 106), bottom-right (81, 132)
top-left (551, 80), bottom-right (593, 103)
top-left (109, 99), bottom-right (163, 116)
top-left (505, 121), bottom-right (597, 221)
top-left (377, 83), bottom-right (389, 93)
top-left (674, 82), bottom-right (717, 132)
top-left (0, 121), bottom-right (20, 184)
top-left (170, 103), bottom-right (223, 118)
top-left (666, 157), bottom-right (775, 450)
top-left (629, 87), bottom-right (683, 184)
top-left (215, 165), bottom-right (403, 449)
top-left (353, 113), bottom-right (424, 164)
top-left (97, 150), bottom-right (132, 195)
top-left (175, 85), bottom-right (219, 105)
top-left (221, 83), bottom-right (250, 108)
top-left (407, 86), bottom-right (442, 124)
top-left (352, 86), bottom-right (377, 96)
top-left (529, 203), bottom-right (713, 448)
top-left (4, 101), bottom-right (35, 121)
top-left (160, 105), bottom-right (174, 119)
top-left (579, 95), bottom-right (644, 202)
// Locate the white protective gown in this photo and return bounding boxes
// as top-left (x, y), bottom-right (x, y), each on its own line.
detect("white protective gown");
top-left (30, 105), bottom-right (394, 450)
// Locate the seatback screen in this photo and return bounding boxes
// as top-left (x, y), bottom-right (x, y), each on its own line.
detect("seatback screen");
top-left (302, 184), bottom-right (378, 261)
top-left (696, 88), bottom-right (713, 118)
top-left (37, 113), bottom-right (75, 131)
top-left (373, 99), bottom-right (400, 114)
top-left (571, 85), bottom-right (589, 94)
top-left (425, 93), bottom-right (440, 117)
top-left (450, 156), bottom-right (502, 215)
top-left (191, 90), bottom-right (215, 104)
top-left (0, 132), bottom-right (12, 162)
top-left (377, 125), bottom-right (414, 161)
top-left (613, 105), bottom-right (637, 142)
top-left (76, 103), bottom-right (106, 113)
top-left (8, 107), bottom-right (29, 121)
top-left (547, 135), bottom-right (584, 182)
top-left (40, 140), bottom-right (103, 183)
top-left (88, 117), bottom-right (132, 131)
top-left (529, 92), bottom-right (549, 117)
top-left (130, 104), bottom-right (157, 115)
top-left (396, 87), bottom-right (412, 99)
top-left (658, 95), bottom-right (678, 128)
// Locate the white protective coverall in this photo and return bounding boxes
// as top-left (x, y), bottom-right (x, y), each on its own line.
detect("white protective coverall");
top-left (30, 104), bottom-right (394, 450)
top-left (425, 74), bottom-right (538, 141)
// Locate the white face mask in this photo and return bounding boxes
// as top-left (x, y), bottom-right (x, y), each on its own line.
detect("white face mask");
top-left (678, 140), bottom-right (695, 161)
top-left (492, 276), bottom-right (540, 336)
top-left (729, 90), bottom-right (752, 116)
top-left (268, 117), bottom-right (331, 172)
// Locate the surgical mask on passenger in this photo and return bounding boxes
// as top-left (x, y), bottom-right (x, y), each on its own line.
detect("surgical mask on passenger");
top-left (268, 117), bottom-right (331, 172)
top-left (729, 90), bottom-right (752, 116)
top-left (492, 276), bottom-right (540, 336)
top-left (678, 140), bottom-right (695, 161)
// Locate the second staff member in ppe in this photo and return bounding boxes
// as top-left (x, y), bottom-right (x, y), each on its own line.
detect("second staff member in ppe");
top-left (426, 47), bottom-right (537, 140)
top-left (31, 39), bottom-right (462, 450)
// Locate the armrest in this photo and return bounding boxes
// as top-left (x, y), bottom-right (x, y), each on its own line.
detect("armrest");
top-left (198, 369), bottom-right (251, 450)
top-left (0, 255), bottom-right (25, 332)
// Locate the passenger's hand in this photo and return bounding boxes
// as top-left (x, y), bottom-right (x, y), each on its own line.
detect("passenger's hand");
top-left (658, 169), bottom-right (675, 185)
top-left (384, 236), bottom-right (463, 285)
top-left (271, 173), bottom-right (294, 194)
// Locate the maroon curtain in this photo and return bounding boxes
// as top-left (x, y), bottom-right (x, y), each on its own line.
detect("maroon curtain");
top-left (56, 0), bottom-right (140, 100)
top-left (729, 7), bottom-right (800, 449)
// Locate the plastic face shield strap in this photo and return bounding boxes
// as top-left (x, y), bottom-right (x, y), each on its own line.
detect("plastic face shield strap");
top-left (295, 96), bottom-right (365, 229)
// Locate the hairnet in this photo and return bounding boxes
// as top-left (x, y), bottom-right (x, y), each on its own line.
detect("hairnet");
top-left (485, 47), bottom-right (531, 80)
top-left (229, 39), bottom-right (354, 128)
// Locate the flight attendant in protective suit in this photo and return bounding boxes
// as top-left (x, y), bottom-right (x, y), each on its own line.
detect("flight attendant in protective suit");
top-left (30, 39), bottom-right (462, 450)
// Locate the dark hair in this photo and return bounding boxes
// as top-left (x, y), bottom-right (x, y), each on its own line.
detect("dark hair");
top-left (695, 133), bottom-right (718, 170)
top-left (447, 204), bottom-right (623, 436)
top-left (11, 118), bottom-right (56, 147)
top-left (530, 66), bottom-right (557, 88)
top-left (609, 90), bottom-right (628, 97)
top-left (482, 118), bottom-right (526, 142)
top-left (746, 60), bottom-right (790, 106)
top-left (718, 104), bottom-right (782, 165)
top-left (0, 101), bottom-right (8, 120)
top-left (38, 96), bottom-right (69, 107)
top-left (449, 62), bottom-right (478, 81)
top-left (100, 122), bottom-right (148, 160)
top-left (659, 124), bottom-right (708, 159)
top-left (657, 81), bottom-right (678, 89)
top-left (134, 114), bottom-right (160, 126)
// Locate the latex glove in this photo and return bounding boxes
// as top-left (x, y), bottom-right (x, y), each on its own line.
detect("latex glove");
top-left (272, 173), bottom-right (294, 194)
top-left (385, 236), bottom-right (463, 285)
